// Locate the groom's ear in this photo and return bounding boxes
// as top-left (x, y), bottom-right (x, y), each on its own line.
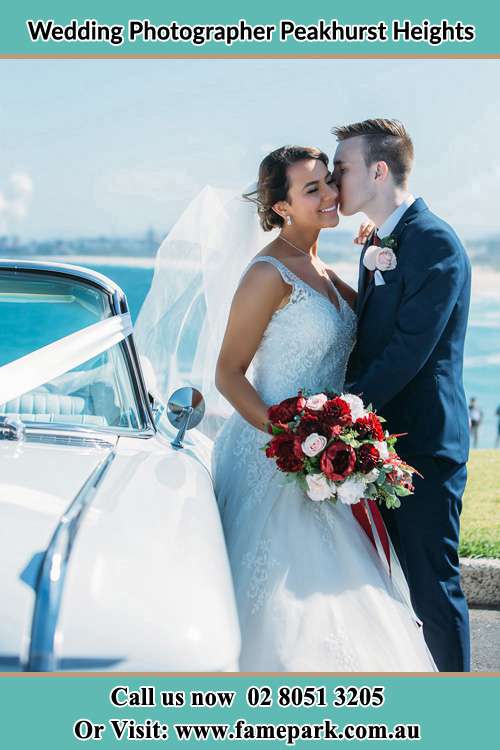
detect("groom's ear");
top-left (374, 161), bottom-right (389, 182)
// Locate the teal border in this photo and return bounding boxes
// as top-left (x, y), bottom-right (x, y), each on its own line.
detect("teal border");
top-left (0, 675), bottom-right (498, 747)
top-left (0, 1), bottom-right (497, 55)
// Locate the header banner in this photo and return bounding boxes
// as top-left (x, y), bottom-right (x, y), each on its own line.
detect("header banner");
top-left (0, 0), bottom-right (496, 56)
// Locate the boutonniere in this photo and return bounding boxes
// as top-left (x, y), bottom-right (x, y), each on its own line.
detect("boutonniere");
top-left (363, 234), bottom-right (399, 272)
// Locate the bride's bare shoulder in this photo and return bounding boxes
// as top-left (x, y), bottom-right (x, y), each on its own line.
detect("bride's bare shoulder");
top-left (253, 237), bottom-right (283, 260)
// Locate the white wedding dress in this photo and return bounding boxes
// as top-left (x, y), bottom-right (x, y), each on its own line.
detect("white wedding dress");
top-left (212, 256), bottom-right (437, 672)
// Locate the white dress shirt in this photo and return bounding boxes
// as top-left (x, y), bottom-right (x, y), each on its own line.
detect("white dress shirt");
top-left (377, 194), bottom-right (416, 239)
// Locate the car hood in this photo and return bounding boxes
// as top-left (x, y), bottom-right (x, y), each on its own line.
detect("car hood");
top-left (57, 432), bottom-right (240, 671)
top-left (1, 429), bottom-right (240, 672)
top-left (0, 435), bottom-right (116, 670)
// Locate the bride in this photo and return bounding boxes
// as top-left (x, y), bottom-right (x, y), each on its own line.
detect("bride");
top-left (135, 144), bottom-right (436, 671)
top-left (211, 145), bottom-right (436, 671)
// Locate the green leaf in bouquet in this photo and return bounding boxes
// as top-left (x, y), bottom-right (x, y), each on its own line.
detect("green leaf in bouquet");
top-left (382, 483), bottom-right (397, 497)
top-left (394, 486), bottom-right (413, 497)
top-left (339, 432), bottom-right (361, 448)
top-left (270, 424), bottom-right (287, 436)
top-left (303, 457), bottom-right (314, 473)
top-left (303, 456), bottom-right (320, 471)
top-left (363, 483), bottom-right (378, 499)
top-left (386, 495), bottom-right (401, 509)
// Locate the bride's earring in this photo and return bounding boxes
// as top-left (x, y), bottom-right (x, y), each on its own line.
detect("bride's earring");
top-left (286, 216), bottom-right (292, 226)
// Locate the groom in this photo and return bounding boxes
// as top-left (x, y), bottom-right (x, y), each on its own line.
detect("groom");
top-left (333, 119), bottom-right (471, 672)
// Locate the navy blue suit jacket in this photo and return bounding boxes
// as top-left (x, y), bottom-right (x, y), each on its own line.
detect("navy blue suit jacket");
top-left (347, 198), bottom-right (471, 464)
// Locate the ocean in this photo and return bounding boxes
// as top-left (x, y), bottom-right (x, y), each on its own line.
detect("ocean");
top-left (77, 255), bottom-right (499, 450)
top-left (5, 253), bottom-right (498, 448)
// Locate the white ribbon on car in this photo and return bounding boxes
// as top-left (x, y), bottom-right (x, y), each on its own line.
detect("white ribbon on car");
top-left (0, 313), bottom-right (133, 407)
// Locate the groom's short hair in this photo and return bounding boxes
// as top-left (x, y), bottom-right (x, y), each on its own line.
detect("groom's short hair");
top-left (332, 119), bottom-right (414, 186)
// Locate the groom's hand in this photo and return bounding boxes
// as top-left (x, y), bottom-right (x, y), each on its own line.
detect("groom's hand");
top-left (354, 220), bottom-right (375, 245)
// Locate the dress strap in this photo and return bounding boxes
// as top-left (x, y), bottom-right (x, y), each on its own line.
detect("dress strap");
top-left (244, 255), bottom-right (300, 288)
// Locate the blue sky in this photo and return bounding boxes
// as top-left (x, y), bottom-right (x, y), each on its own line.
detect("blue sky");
top-left (1, 58), bottom-right (499, 239)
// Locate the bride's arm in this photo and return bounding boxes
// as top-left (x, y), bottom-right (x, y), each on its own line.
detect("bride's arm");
top-left (215, 262), bottom-right (288, 432)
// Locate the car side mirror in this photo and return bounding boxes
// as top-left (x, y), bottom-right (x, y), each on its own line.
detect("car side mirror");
top-left (167, 387), bottom-right (205, 449)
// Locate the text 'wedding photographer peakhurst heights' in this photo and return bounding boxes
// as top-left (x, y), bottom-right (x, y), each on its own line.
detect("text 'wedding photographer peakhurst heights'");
top-left (24, 18), bottom-right (476, 48)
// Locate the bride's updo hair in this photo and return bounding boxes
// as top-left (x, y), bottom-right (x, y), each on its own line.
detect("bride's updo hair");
top-left (244, 145), bottom-right (329, 231)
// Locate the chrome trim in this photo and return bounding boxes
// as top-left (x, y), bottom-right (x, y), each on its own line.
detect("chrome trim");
top-left (26, 447), bottom-right (116, 671)
top-left (0, 416), bottom-right (25, 441)
top-left (0, 260), bottom-right (157, 436)
top-left (16, 422), bottom-right (154, 441)
top-left (0, 258), bottom-right (126, 299)
top-left (25, 433), bottom-right (116, 450)
top-left (0, 654), bottom-right (124, 671)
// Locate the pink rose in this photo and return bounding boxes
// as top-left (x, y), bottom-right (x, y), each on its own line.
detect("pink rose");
top-left (305, 393), bottom-right (328, 411)
top-left (301, 433), bottom-right (328, 457)
top-left (375, 248), bottom-right (397, 271)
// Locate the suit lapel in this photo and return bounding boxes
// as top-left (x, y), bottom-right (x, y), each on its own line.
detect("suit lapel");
top-left (357, 267), bottom-right (375, 320)
top-left (356, 198), bottom-right (429, 322)
top-left (389, 197), bottom-right (428, 241)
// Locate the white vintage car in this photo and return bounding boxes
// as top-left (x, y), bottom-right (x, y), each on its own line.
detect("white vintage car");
top-left (0, 259), bottom-right (240, 672)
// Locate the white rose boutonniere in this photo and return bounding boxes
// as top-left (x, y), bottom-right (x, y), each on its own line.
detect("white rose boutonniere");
top-left (363, 235), bottom-right (399, 272)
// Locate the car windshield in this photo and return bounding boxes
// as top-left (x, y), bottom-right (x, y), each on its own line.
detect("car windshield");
top-left (0, 269), bottom-right (146, 432)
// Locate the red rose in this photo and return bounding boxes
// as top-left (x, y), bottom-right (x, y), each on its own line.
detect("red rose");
top-left (268, 394), bottom-right (306, 425)
top-left (357, 443), bottom-right (380, 473)
top-left (319, 420), bottom-right (344, 439)
top-left (320, 440), bottom-right (356, 481)
top-left (266, 433), bottom-right (304, 473)
top-left (322, 397), bottom-right (352, 427)
top-left (266, 421), bottom-right (289, 435)
top-left (295, 412), bottom-right (328, 439)
top-left (355, 413), bottom-right (384, 441)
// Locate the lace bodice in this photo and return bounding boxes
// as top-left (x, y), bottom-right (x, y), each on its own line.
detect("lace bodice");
top-left (248, 256), bottom-right (357, 402)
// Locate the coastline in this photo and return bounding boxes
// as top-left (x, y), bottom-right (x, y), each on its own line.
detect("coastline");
top-left (20, 256), bottom-right (500, 301)
top-left (43, 254), bottom-right (157, 269)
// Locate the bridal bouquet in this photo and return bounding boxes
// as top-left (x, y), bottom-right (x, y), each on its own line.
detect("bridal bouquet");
top-left (264, 390), bottom-right (417, 508)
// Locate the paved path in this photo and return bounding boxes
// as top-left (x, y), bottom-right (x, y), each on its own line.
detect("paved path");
top-left (470, 608), bottom-right (500, 672)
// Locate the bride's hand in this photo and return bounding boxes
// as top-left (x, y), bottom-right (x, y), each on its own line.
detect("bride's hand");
top-left (354, 220), bottom-right (375, 245)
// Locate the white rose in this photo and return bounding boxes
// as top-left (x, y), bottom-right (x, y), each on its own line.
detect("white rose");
top-left (340, 393), bottom-right (367, 421)
top-left (305, 393), bottom-right (328, 411)
top-left (373, 440), bottom-right (390, 460)
top-left (364, 468), bottom-right (380, 483)
top-left (305, 473), bottom-right (333, 502)
top-left (301, 433), bottom-right (328, 457)
top-left (336, 474), bottom-right (367, 505)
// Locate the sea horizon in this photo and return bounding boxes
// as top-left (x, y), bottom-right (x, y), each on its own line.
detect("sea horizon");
top-left (3, 252), bottom-right (499, 449)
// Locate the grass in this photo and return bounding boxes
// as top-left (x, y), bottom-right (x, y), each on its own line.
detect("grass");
top-left (460, 450), bottom-right (500, 559)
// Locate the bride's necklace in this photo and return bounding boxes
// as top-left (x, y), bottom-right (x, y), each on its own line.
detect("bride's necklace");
top-left (279, 234), bottom-right (329, 279)
top-left (279, 234), bottom-right (311, 257)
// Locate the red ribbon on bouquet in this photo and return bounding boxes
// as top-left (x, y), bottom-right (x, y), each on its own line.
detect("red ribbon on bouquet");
top-left (351, 500), bottom-right (391, 573)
